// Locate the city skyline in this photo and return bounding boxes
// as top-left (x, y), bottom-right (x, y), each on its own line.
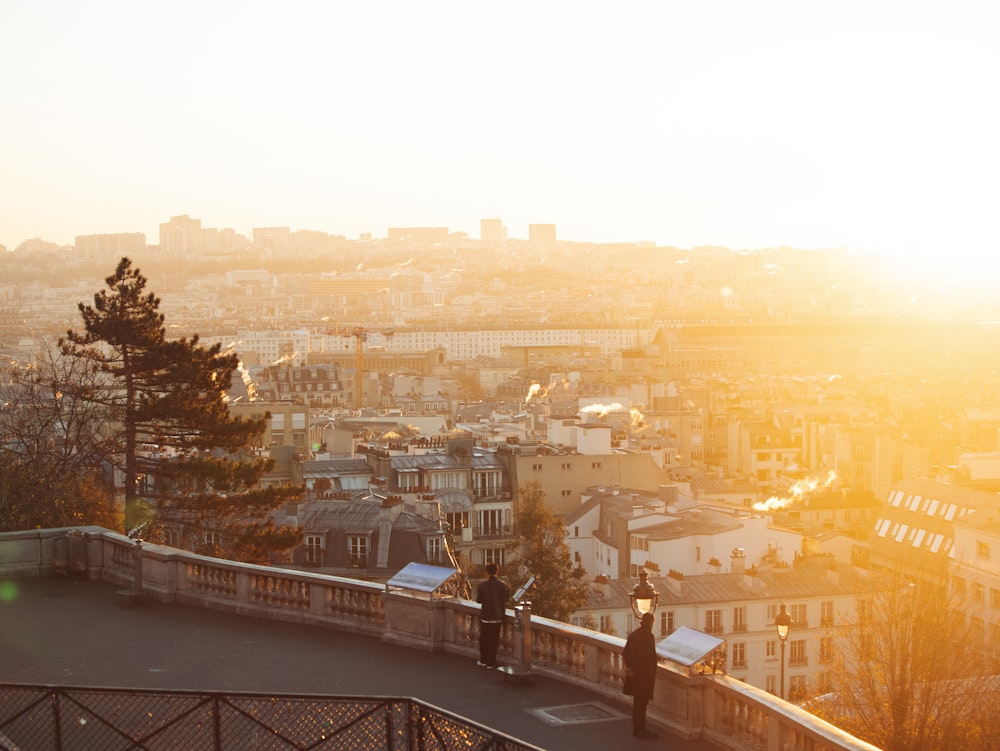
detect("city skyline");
top-left (3, 1), bottom-right (999, 285)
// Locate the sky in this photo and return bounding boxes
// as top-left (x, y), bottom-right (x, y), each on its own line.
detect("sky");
top-left (3, 1), bottom-right (999, 276)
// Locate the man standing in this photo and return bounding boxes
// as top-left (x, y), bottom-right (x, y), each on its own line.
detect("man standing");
top-left (623, 612), bottom-right (658, 739)
top-left (476, 563), bottom-right (509, 668)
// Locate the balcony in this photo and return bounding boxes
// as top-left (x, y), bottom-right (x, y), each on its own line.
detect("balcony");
top-left (472, 524), bottom-right (512, 539)
top-left (0, 527), bottom-right (880, 751)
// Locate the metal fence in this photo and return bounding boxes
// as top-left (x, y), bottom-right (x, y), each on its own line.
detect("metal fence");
top-left (0, 684), bottom-right (542, 751)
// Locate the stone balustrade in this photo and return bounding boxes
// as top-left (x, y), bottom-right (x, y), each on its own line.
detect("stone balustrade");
top-left (0, 527), bottom-right (880, 751)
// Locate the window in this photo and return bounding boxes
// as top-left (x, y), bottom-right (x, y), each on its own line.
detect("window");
top-left (532, 463), bottom-right (542, 471)
top-left (561, 462), bottom-right (572, 470)
top-left (789, 675), bottom-right (808, 699)
top-left (974, 581), bottom-right (985, 605)
top-left (203, 531), bottom-right (220, 550)
top-left (599, 614), bottom-right (613, 633)
top-left (732, 606), bottom-right (747, 633)
top-left (705, 609), bottom-right (723, 634)
top-left (953, 577), bottom-right (966, 597)
top-left (815, 671), bottom-right (832, 694)
top-left (305, 535), bottom-right (322, 565)
top-left (789, 639), bottom-right (807, 666)
top-left (766, 640), bottom-right (777, 659)
top-left (857, 598), bottom-right (872, 625)
top-left (426, 537), bottom-right (442, 563)
top-left (821, 600), bottom-right (834, 626)
top-left (659, 610), bottom-right (674, 637)
top-left (977, 540), bottom-right (990, 558)
top-left (483, 547), bottom-right (505, 567)
top-left (820, 637), bottom-right (833, 664)
top-left (592, 462), bottom-right (602, 469)
top-left (561, 490), bottom-right (572, 497)
top-left (478, 509), bottom-right (504, 536)
top-left (446, 511), bottom-right (469, 532)
top-left (791, 603), bottom-right (808, 628)
top-left (348, 535), bottom-right (368, 567)
top-left (731, 641), bottom-right (746, 669)
top-left (630, 536), bottom-right (649, 551)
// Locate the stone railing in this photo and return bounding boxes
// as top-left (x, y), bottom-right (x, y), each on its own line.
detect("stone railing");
top-left (0, 527), bottom-right (881, 751)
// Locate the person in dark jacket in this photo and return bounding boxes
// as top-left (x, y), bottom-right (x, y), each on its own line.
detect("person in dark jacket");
top-left (475, 563), bottom-right (509, 668)
top-left (623, 612), bottom-right (658, 738)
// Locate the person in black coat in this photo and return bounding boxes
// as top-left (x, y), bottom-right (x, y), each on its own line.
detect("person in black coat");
top-left (623, 612), bottom-right (658, 739)
top-left (476, 563), bottom-right (510, 668)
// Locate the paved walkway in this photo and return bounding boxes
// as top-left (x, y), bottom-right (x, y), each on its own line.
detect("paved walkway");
top-left (0, 576), bottom-right (718, 750)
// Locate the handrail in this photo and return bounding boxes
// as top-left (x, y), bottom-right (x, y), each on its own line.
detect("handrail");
top-left (0, 527), bottom-right (881, 751)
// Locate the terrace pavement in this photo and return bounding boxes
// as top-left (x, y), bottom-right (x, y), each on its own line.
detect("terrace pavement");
top-left (0, 576), bottom-right (719, 751)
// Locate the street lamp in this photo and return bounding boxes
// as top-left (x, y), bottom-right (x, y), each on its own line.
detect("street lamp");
top-left (629, 570), bottom-right (659, 620)
top-left (774, 602), bottom-right (792, 699)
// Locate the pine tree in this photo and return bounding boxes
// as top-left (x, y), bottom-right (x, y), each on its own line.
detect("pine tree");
top-left (508, 481), bottom-right (589, 622)
top-left (60, 258), bottom-right (302, 562)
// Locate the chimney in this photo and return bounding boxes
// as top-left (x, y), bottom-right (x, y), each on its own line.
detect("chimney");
top-left (658, 484), bottom-right (678, 504)
top-left (376, 496), bottom-right (403, 568)
top-left (665, 569), bottom-right (684, 596)
top-left (730, 547), bottom-right (746, 573)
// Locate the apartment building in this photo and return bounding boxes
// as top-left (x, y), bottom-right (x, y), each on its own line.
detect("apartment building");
top-left (254, 362), bottom-right (345, 409)
top-left (565, 485), bottom-right (802, 581)
top-left (575, 556), bottom-right (867, 699)
top-left (730, 420), bottom-right (801, 493)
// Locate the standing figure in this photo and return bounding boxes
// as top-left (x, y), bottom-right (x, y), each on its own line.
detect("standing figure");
top-left (623, 612), bottom-right (658, 739)
top-left (476, 563), bottom-right (510, 668)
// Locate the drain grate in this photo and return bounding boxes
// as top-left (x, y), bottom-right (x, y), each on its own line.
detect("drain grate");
top-left (525, 702), bottom-right (630, 727)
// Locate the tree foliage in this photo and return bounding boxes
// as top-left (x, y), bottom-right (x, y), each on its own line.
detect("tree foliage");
top-left (60, 257), bottom-right (303, 562)
top-left (507, 481), bottom-right (589, 622)
top-left (816, 558), bottom-right (1000, 751)
top-left (0, 347), bottom-right (119, 531)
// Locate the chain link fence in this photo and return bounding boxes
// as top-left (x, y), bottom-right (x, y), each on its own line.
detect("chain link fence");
top-left (0, 684), bottom-right (541, 751)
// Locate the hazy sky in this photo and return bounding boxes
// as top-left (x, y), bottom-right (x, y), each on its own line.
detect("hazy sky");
top-left (3, 1), bottom-right (998, 269)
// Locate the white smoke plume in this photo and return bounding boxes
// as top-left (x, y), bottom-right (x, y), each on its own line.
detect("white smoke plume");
top-left (580, 402), bottom-right (624, 418)
top-left (752, 471), bottom-right (838, 512)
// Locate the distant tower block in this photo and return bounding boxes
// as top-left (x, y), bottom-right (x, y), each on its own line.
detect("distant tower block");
top-left (481, 218), bottom-right (506, 244)
top-left (528, 223), bottom-right (556, 245)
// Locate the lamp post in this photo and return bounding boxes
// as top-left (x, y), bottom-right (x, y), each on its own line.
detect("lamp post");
top-left (629, 570), bottom-right (660, 621)
top-left (774, 602), bottom-right (792, 699)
